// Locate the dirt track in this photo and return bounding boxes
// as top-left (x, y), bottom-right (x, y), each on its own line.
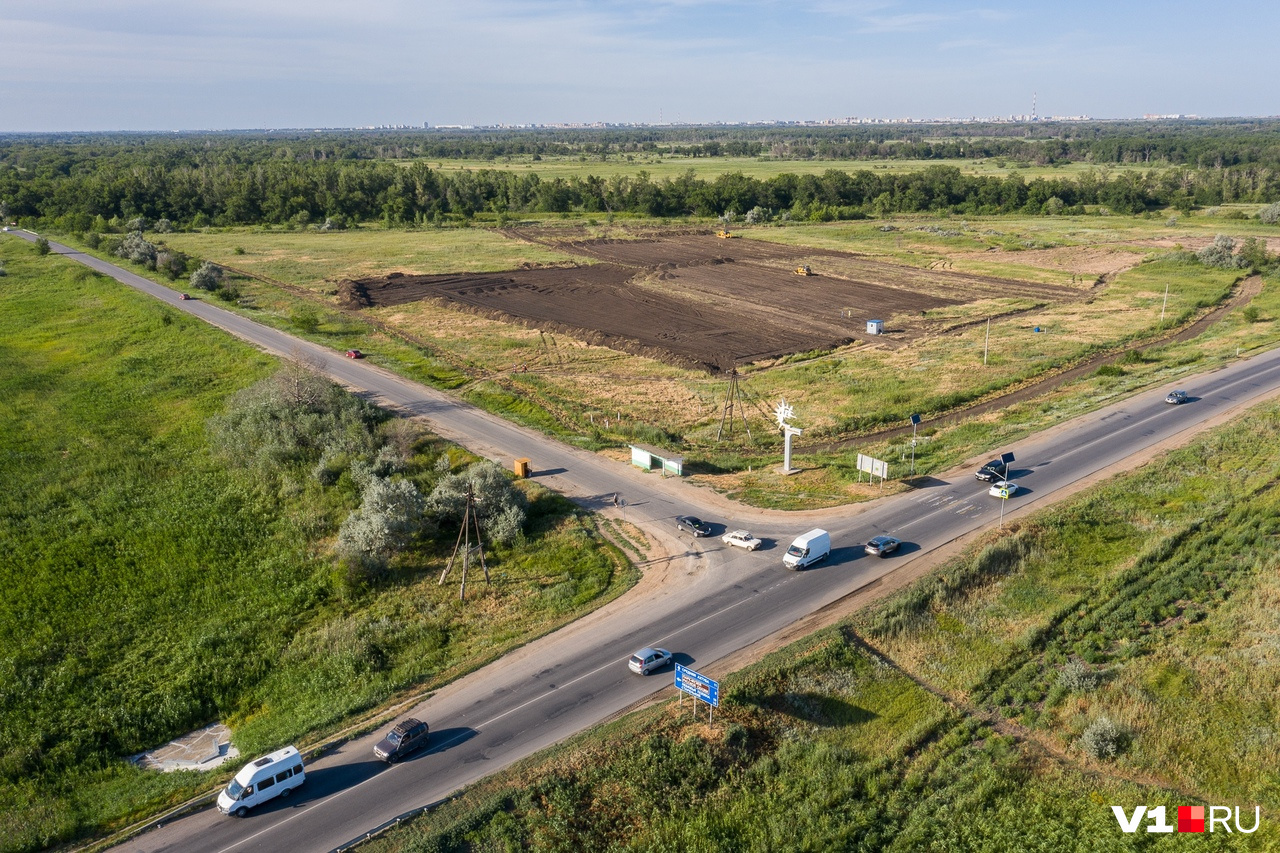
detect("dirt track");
top-left (338, 231), bottom-right (1080, 373)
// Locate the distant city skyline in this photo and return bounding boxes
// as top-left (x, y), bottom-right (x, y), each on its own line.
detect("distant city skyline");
top-left (2, 1), bottom-right (1275, 133)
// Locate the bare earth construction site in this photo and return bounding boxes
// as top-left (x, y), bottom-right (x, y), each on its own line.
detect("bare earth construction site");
top-left (338, 231), bottom-right (1083, 373)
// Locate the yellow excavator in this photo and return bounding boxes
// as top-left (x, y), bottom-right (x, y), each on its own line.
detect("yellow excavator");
top-left (793, 264), bottom-right (813, 276)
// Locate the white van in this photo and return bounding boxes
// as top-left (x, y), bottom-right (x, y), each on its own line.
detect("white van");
top-left (783, 528), bottom-right (831, 570)
top-left (217, 745), bottom-right (306, 817)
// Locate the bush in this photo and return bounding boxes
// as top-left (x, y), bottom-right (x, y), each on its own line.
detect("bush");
top-left (291, 307), bottom-right (321, 333)
top-left (1057, 659), bottom-right (1098, 692)
top-left (1196, 234), bottom-right (1246, 270)
top-left (114, 231), bottom-right (157, 268)
top-left (1260, 202), bottom-right (1280, 225)
top-left (156, 249), bottom-right (189, 280)
top-left (189, 260), bottom-right (223, 291)
top-left (337, 476), bottom-right (427, 569)
top-left (1242, 305), bottom-right (1260, 323)
top-left (1078, 715), bottom-right (1126, 759)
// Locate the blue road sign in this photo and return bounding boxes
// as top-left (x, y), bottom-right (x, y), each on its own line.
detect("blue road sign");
top-left (674, 663), bottom-right (720, 707)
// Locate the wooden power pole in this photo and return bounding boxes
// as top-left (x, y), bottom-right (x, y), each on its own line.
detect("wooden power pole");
top-left (438, 485), bottom-right (490, 600)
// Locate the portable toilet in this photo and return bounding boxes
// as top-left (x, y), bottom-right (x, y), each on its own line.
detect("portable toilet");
top-left (513, 458), bottom-right (531, 478)
top-left (867, 319), bottom-right (884, 335)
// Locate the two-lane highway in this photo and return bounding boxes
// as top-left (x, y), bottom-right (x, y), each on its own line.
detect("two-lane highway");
top-left (8, 230), bottom-right (1280, 852)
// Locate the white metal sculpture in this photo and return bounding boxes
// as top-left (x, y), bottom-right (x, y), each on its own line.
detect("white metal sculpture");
top-left (774, 399), bottom-right (803, 474)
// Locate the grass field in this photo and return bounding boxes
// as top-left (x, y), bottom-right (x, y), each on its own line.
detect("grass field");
top-left (0, 237), bottom-right (636, 853)
top-left (358, 401), bottom-right (1280, 851)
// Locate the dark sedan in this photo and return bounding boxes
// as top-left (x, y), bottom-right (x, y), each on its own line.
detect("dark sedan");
top-left (676, 515), bottom-right (711, 537)
top-left (974, 460), bottom-right (1008, 482)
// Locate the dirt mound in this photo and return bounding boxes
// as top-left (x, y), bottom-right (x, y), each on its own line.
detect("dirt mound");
top-left (337, 278), bottom-right (372, 309)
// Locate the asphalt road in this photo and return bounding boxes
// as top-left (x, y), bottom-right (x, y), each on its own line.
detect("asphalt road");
top-left (7, 230), bottom-right (1279, 852)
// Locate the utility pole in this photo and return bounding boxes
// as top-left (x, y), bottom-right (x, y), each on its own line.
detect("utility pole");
top-left (717, 369), bottom-right (752, 441)
top-left (983, 318), bottom-right (991, 366)
top-left (438, 485), bottom-right (489, 600)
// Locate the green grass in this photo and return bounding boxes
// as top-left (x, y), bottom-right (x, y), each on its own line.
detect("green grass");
top-left (158, 226), bottom-right (582, 286)
top-left (0, 238), bottom-right (636, 853)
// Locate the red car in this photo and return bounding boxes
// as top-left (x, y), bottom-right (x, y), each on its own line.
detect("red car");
top-left (345, 349), bottom-right (364, 359)
top-left (178, 293), bottom-right (191, 300)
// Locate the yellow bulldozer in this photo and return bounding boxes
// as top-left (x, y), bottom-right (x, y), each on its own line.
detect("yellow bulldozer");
top-left (717, 229), bottom-right (738, 239)
top-left (793, 264), bottom-right (813, 276)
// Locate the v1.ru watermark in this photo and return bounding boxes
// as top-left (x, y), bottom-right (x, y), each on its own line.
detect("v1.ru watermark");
top-left (1111, 805), bottom-right (1261, 834)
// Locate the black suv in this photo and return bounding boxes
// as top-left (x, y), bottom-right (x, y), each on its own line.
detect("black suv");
top-left (974, 460), bottom-right (1008, 482)
top-left (374, 718), bottom-right (430, 763)
top-left (676, 515), bottom-right (711, 537)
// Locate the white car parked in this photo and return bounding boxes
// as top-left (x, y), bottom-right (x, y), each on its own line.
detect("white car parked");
top-left (722, 529), bottom-right (762, 551)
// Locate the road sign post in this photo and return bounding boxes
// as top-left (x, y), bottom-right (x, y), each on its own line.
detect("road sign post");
top-left (909, 413), bottom-right (921, 474)
top-left (675, 663), bottom-right (720, 723)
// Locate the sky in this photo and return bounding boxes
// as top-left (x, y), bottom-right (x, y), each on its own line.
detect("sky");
top-left (1, 0), bottom-right (1276, 132)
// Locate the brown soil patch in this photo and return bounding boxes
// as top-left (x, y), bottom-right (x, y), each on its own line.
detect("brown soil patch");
top-left (338, 231), bottom-right (1081, 374)
top-left (951, 244), bottom-right (1147, 277)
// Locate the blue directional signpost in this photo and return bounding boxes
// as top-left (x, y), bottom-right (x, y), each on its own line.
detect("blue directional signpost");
top-left (675, 663), bottom-right (720, 722)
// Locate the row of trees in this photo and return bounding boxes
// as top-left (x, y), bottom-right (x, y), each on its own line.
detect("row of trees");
top-left (6, 119), bottom-right (1279, 167)
top-left (5, 159), bottom-right (1279, 230)
top-left (1, 123), bottom-right (1279, 229)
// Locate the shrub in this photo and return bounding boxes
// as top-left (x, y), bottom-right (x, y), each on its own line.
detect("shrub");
top-left (337, 476), bottom-right (427, 569)
top-left (1057, 659), bottom-right (1099, 692)
top-left (189, 260), bottom-right (223, 291)
top-left (1242, 305), bottom-right (1260, 323)
top-left (1196, 234), bottom-right (1246, 269)
top-left (35, 236), bottom-right (51, 255)
top-left (1078, 715), bottom-right (1126, 759)
top-left (114, 231), bottom-right (157, 268)
top-left (1260, 202), bottom-right (1280, 225)
top-left (291, 307), bottom-right (321, 333)
top-left (155, 249), bottom-right (189, 280)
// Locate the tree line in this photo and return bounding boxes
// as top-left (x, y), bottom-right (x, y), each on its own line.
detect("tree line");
top-left (2, 125), bottom-right (1279, 230)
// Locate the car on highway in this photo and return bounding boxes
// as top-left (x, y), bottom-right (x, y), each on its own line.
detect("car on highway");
top-left (676, 515), bottom-right (711, 537)
top-left (346, 349), bottom-right (364, 359)
top-left (988, 480), bottom-right (1021, 498)
top-left (217, 745), bottom-right (306, 817)
top-left (722, 529), bottom-right (762, 550)
top-left (178, 293), bottom-right (192, 300)
top-left (864, 535), bottom-right (901, 557)
top-left (628, 647), bottom-right (672, 675)
top-left (974, 460), bottom-right (1008, 482)
top-left (373, 717), bottom-right (430, 763)
top-left (1165, 390), bottom-right (1189, 404)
